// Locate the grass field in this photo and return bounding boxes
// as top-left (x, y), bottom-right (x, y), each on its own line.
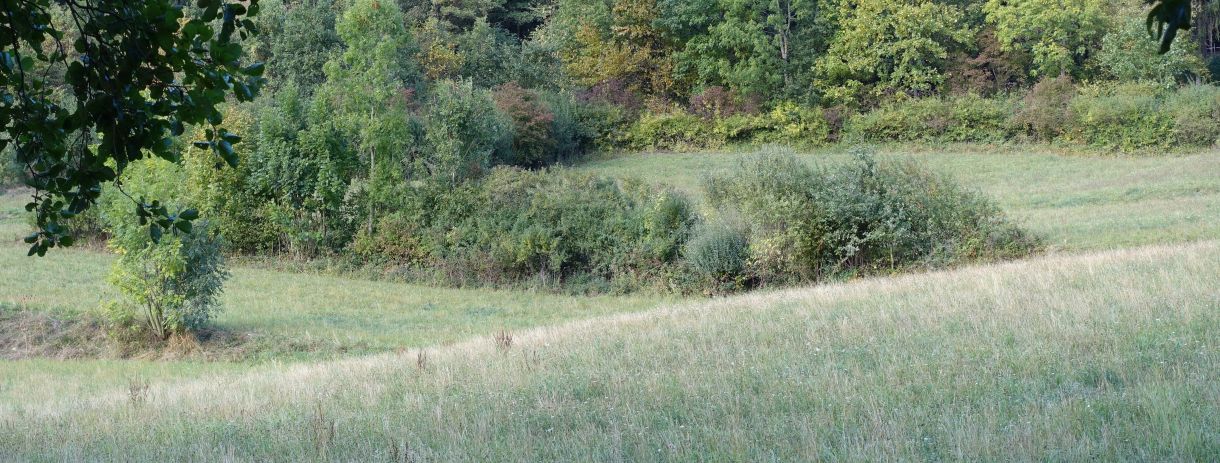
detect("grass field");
top-left (1, 145), bottom-right (1218, 460)
top-left (2, 241), bottom-right (1216, 460)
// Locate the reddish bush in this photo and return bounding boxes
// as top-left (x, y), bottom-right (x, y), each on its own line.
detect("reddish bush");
top-left (493, 82), bottom-right (556, 168)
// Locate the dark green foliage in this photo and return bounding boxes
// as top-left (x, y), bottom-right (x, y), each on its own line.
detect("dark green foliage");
top-left (265, 0), bottom-right (343, 92)
top-left (704, 152), bottom-right (1039, 286)
top-left (3, 0), bottom-right (265, 255)
top-left (422, 80), bottom-right (512, 184)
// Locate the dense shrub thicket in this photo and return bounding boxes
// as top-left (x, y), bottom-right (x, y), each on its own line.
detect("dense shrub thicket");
top-left (343, 152), bottom-right (1036, 295)
top-left (76, 145), bottom-right (1035, 296)
top-left (700, 153), bottom-right (1039, 290)
top-left (352, 168), bottom-right (696, 293)
top-left (615, 82), bottom-right (1220, 152)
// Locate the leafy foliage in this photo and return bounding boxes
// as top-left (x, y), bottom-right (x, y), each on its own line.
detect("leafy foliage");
top-left (2, 0), bottom-right (265, 255)
top-left (354, 168), bottom-right (696, 293)
top-left (423, 79), bottom-right (511, 184)
top-left (704, 152), bottom-right (1039, 286)
top-left (815, 0), bottom-right (972, 104)
top-left (1097, 10), bottom-right (1208, 86)
top-left (983, 0), bottom-right (1109, 78)
top-left (101, 159), bottom-right (228, 339)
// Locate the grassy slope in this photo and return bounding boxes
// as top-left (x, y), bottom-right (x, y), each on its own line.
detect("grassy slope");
top-left (2, 241), bottom-right (1216, 461)
top-left (575, 145), bottom-right (1220, 250)
top-left (1, 145), bottom-right (1217, 459)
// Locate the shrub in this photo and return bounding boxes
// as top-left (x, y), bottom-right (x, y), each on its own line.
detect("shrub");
top-left (1011, 75), bottom-right (1076, 141)
top-left (1064, 83), bottom-right (1174, 152)
top-left (689, 86), bottom-right (758, 119)
top-left (492, 82), bottom-right (556, 168)
top-left (0, 146), bottom-right (21, 190)
top-left (1096, 11), bottom-right (1207, 87)
top-left (621, 111), bottom-right (718, 151)
top-left (353, 168), bottom-right (697, 293)
top-left (107, 219), bottom-right (229, 340)
top-left (757, 102), bottom-right (831, 147)
top-left (540, 92), bottom-right (593, 163)
top-left (683, 221), bottom-right (750, 293)
top-left (704, 150), bottom-right (1038, 286)
top-left (99, 159), bottom-right (230, 339)
top-left (711, 114), bottom-right (773, 145)
top-left (1162, 85), bottom-right (1220, 147)
top-left (422, 79), bottom-right (512, 184)
top-left (845, 95), bottom-right (1012, 143)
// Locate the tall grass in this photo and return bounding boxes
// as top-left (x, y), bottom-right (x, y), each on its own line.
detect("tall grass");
top-left (2, 241), bottom-right (1216, 461)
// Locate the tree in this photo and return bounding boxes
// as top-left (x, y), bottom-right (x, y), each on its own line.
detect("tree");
top-left (422, 79), bottom-right (509, 184)
top-left (1097, 8), bottom-right (1207, 86)
top-left (554, 0), bottom-right (676, 98)
top-left (1, 0), bottom-right (265, 256)
top-left (661, 0), bottom-right (825, 102)
top-left (815, 0), bottom-right (972, 105)
top-left (266, 0), bottom-right (343, 93)
top-left (983, 0), bottom-right (1109, 79)
top-left (101, 157), bottom-right (228, 340)
top-left (315, 0), bottom-right (419, 232)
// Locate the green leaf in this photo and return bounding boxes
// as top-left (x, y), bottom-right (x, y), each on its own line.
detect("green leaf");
top-left (216, 140), bottom-right (237, 167)
top-left (175, 220), bottom-right (193, 234)
top-left (241, 62), bottom-right (265, 77)
top-left (150, 224), bottom-right (163, 243)
top-left (179, 208), bottom-right (199, 221)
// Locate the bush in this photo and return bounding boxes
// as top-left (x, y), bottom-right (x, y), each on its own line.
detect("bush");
top-left (1162, 85), bottom-right (1220, 147)
top-left (0, 147), bottom-right (21, 190)
top-left (704, 150), bottom-right (1038, 286)
top-left (353, 168), bottom-right (697, 293)
top-left (1063, 83), bottom-right (1174, 152)
top-left (689, 86), bottom-right (758, 119)
top-left (492, 82), bottom-right (556, 168)
top-left (1012, 75), bottom-right (1076, 141)
top-left (422, 79), bottom-right (512, 184)
top-left (755, 102), bottom-right (831, 147)
top-left (845, 95), bottom-right (1012, 143)
top-left (1096, 11), bottom-right (1207, 87)
top-left (621, 111), bottom-right (718, 151)
top-left (541, 92), bottom-right (594, 162)
top-left (100, 158), bottom-right (230, 339)
top-left (107, 220), bottom-right (229, 340)
top-left (683, 221), bottom-right (750, 293)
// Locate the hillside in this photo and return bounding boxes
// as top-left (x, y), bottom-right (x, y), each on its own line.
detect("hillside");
top-left (2, 240), bottom-right (1216, 460)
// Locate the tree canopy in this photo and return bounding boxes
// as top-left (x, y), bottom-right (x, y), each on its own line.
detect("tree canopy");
top-left (0, 0), bottom-right (1212, 257)
top-left (1, 0), bottom-right (265, 255)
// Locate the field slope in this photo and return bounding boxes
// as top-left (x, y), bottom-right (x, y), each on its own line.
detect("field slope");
top-left (2, 241), bottom-right (1216, 461)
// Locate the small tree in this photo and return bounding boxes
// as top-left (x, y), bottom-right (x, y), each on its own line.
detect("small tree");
top-left (107, 217), bottom-right (228, 340)
top-left (102, 157), bottom-right (228, 340)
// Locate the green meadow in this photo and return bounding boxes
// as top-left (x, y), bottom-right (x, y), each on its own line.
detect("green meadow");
top-left (1, 145), bottom-right (1218, 460)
